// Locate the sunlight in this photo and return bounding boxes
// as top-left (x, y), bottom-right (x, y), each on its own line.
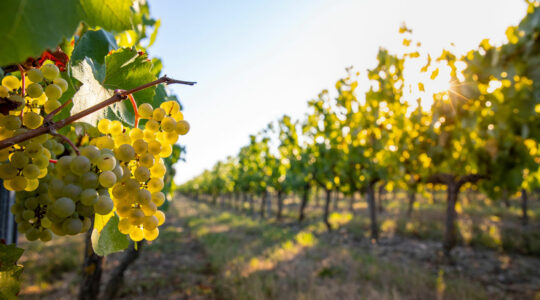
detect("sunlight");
top-left (403, 61), bottom-right (453, 112)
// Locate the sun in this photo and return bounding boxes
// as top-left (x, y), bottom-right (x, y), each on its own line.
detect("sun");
top-left (403, 62), bottom-right (453, 112)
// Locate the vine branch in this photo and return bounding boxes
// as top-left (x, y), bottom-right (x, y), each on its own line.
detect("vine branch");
top-left (0, 75), bottom-right (196, 150)
top-left (50, 131), bottom-right (80, 155)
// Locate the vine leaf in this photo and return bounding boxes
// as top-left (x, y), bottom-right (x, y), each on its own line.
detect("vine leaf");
top-left (70, 47), bottom-right (157, 126)
top-left (0, 243), bottom-right (24, 299)
top-left (0, 0), bottom-right (136, 66)
top-left (91, 214), bottom-right (129, 256)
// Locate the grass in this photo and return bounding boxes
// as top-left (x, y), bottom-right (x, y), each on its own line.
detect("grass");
top-left (182, 200), bottom-right (487, 300)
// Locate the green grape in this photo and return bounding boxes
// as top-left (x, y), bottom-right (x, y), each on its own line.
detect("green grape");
top-left (116, 203), bottom-right (131, 218)
top-left (115, 144), bottom-right (135, 162)
top-left (137, 188), bottom-right (152, 204)
top-left (98, 171), bottom-right (117, 188)
top-left (22, 209), bottom-right (35, 221)
top-left (0, 163), bottom-right (18, 179)
top-left (3, 115), bottom-right (21, 130)
top-left (49, 177), bottom-right (64, 196)
top-left (159, 144), bottom-right (173, 158)
top-left (160, 101), bottom-right (180, 115)
top-left (24, 197), bottom-right (39, 210)
top-left (80, 172), bottom-right (99, 189)
top-left (138, 103), bottom-right (153, 118)
top-left (25, 227), bottom-right (40, 241)
top-left (97, 119), bottom-right (110, 134)
top-left (22, 111), bottom-right (42, 129)
top-left (52, 197), bottom-right (76, 218)
top-left (128, 208), bottom-right (145, 225)
top-left (9, 151), bottom-right (30, 169)
top-left (164, 132), bottom-right (179, 144)
top-left (94, 195), bottom-right (113, 215)
top-left (129, 128), bottom-right (144, 140)
top-left (25, 142), bottom-right (44, 158)
top-left (10, 176), bottom-right (27, 191)
top-left (45, 84), bottom-right (62, 100)
top-left (27, 68), bottom-right (43, 83)
top-left (63, 183), bottom-right (82, 200)
top-left (145, 120), bottom-right (160, 132)
top-left (129, 227), bottom-right (144, 242)
top-left (160, 117), bottom-right (176, 132)
top-left (124, 178), bottom-right (140, 193)
top-left (151, 192), bottom-right (165, 207)
top-left (80, 145), bottom-right (101, 164)
top-left (142, 215), bottom-right (158, 230)
top-left (26, 83), bottom-right (44, 98)
top-left (118, 218), bottom-right (132, 234)
top-left (41, 216), bottom-right (52, 228)
top-left (132, 139), bottom-right (148, 154)
top-left (76, 203), bottom-right (94, 218)
top-left (112, 164), bottom-right (124, 178)
top-left (111, 183), bottom-right (128, 199)
top-left (120, 165), bottom-right (131, 182)
top-left (70, 155), bottom-right (91, 175)
top-left (139, 153), bottom-right (155, 168)
top-left (22, 164), bottom-right (40, 179)
top-left (53, 78), bottom-right (68, 92)
top-left (44, 99), bottom-right (61, 114)
top-left (0, 86), bottom-right (9, 97)
top-left (41, 64), bottom-right (60, 80)
top-left (147, 140), bottom-right (161, 156)
top-left (97, 153), bottom-right (116, 171)
top-left (50, 222), bottom-right (65, 236)
top-left (24, 178), bottom-right (39, 191)
top-left (150, 162), bottom-right (166, 178)
top-left (175, 120), bottom-right (190, 135)
top-left (39, 229), bottom-right (53, 242)
top-left (80, 189), bottom-right (99, 206)
top-left (143, 228), bottom-right (159, 241)
top-left (56, 156), bottom-right (74, 175)
top-left (109, 120), bottom-right (123, 135)
top-left (2, 75), bottom-right (20, 90)
top-left (18, 221), bottom-right (31, 234)
top-left (134, 166), bottom-right (150, 182)
top-left (154, 210), bottom-right (165, 226)
top-left (32, 154), bottom-right (49, 169)
top-left (52, 143), bottom-right (65, 156)
top-left (152, 108), bottom-right (166, 121)
top-left (141, 201), bottom-right (157, 216)
top-left (147, 178), bottom-right (164, 193)
top-left (63, 218), bottom-right (83, 235)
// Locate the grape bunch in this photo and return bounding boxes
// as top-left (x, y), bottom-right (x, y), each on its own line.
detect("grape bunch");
top-left (1, 63), bottom-right (190, 244)
top-left (9, 148), bottom-right (119, 241)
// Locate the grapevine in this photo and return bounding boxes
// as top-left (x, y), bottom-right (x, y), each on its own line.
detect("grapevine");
top-left (1, 62), bottom-right (194, 244)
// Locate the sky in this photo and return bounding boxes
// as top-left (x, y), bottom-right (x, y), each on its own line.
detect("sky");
top-left (149, 0), bottom-right (528, 184)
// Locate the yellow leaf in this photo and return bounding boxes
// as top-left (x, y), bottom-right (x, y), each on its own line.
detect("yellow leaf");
top-left (94, 211), bottom-right (114, 233)
top-left (418, 82), bottom-right (425, 92)
top-left (430, 68), bottom-right (439, 80)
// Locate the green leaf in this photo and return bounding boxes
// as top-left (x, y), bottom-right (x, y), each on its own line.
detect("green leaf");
top-left (0, 244), bottom-right (23, 272)
top-left (0, 244), bottom-right (24, 300)
top-left (0, 0), bottom-right (135, 66)
top-left (91, 214), bottom-right (129, 256)
top-left (71, 29), bottom-right (118, 67)
top-left (70, 48), bottom-right (157, 126)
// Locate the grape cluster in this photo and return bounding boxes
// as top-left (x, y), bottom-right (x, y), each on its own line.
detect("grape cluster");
top-left (9, 148), bottom-right (117, 241)
top-left (1, 64), bottom-right (190, 243)
top-left (90, 100), bottom-right (189, 241)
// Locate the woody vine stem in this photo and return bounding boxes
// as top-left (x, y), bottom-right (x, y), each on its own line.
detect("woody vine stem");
top-left (0, 75), bottom-right (196, 152)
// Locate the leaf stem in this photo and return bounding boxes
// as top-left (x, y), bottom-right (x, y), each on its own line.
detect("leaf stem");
top-left (128, 94), bottom-right (139, 128)
top-left (0, 76), bottom-right (196, 151)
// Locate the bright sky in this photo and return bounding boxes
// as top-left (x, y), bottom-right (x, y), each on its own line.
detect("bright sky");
top-left (149, 0), bottom-right (528, 184)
